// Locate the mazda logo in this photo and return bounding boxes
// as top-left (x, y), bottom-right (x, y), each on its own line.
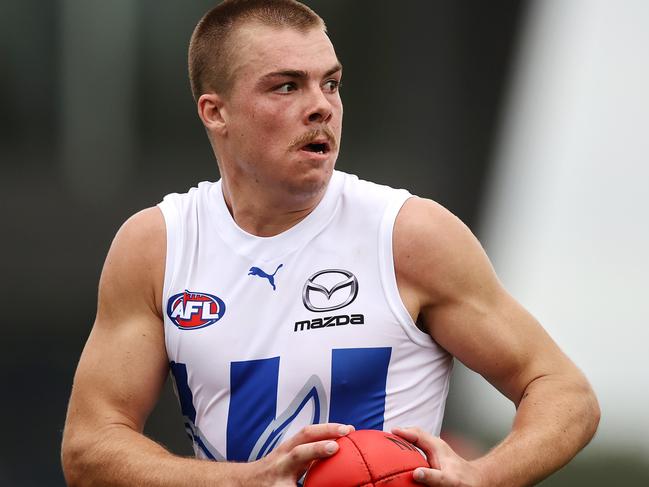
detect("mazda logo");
top-left (302, 269), bottom-right (359, 312)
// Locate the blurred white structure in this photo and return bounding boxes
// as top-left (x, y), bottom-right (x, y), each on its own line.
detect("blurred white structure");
top-left (460, 0), bottom-right (649, 456)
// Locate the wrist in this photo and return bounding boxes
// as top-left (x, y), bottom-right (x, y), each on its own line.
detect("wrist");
top-left (206, 459), bottom-right (266, 487)
top-left (468, 456), bottom-right (501, 487)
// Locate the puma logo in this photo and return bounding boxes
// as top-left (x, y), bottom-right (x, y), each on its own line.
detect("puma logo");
top-left (248, 264), bottom-right (284, 291)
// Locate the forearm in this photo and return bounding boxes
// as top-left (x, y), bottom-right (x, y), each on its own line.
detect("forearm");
top-left (62, 425), bottom-right (251, 487)
top-left (471, 375), bottom-right (600, 486)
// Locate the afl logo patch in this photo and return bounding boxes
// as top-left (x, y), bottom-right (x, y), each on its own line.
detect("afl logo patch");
top-left (166, 290), bottom-right (226, 330)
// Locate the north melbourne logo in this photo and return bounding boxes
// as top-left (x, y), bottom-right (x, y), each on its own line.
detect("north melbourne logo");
top-left (302, 269), bottom-right (358, 312)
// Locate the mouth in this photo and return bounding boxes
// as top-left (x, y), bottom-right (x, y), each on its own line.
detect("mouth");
top-left (300, 141), bottom-right (331, 155)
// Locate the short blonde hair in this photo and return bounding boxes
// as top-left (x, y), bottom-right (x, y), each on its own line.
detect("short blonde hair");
top-left (188, 0), bottom-right (325, 100)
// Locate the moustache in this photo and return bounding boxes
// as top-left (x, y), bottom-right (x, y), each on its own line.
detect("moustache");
top-left (289, 127), bottom-right (338, 152)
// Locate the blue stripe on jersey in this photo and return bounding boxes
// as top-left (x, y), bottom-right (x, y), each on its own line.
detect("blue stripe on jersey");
top-left (171, 361), bottom-right (218, 459)
top-left (329, 347), bottom-right (392, 430)
top-left (169, 361), bottom-right (197, 424)
top-left (228, 356), bottom-right (280, 462)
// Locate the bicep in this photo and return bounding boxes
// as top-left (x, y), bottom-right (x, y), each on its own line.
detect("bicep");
top-left (428, 285), bottom-right (573, 405)
top-left (395, 198), bottom-right (576, 405)
top-left (69, 313), bottom-right (168, 433)
top-left (65, 208), bottom-right (168, 436)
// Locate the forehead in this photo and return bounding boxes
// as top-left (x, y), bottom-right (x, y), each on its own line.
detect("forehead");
top-left (229, 23), bottom-right (339, 83)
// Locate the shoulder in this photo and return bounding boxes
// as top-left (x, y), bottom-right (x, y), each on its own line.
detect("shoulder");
top-left (394, 197), bottom-right (469, 243)
top-left (99, 207), bottom-right (166, 316)
top-left (114, 206), bottom-right (166, 246)
top-left (108, 207), bottom-right (166, 272)
top-left (393, 197), bottom-right (498, 309)
top-left (394, 197), bottom-right (481, 272)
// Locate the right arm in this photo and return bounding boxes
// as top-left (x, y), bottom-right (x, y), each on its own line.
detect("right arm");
top-left (61, 207), bottom-right (350, 487)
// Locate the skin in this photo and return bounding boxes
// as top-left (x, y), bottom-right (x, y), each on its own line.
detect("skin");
top-left (61, 22), bottom-right (600, 487)
top-left (198, 22), bottom-right (343, 236)
top-left (390, 199), bottom-right (600, 485)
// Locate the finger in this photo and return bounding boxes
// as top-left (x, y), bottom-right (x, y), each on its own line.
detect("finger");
top-left (278, 439), bottom-right (340, 476)
top-left (391, 427), bottom-right (420, 443)
top-left (413, 467), bottom-right (455, 486)
top-left (392, 427), bottom-right (443, 469)
top-left (280, 423), bottom-right (354, 451)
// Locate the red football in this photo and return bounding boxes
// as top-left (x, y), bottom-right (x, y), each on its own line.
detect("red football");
top-left (304, 429), bottom-right (429, 486)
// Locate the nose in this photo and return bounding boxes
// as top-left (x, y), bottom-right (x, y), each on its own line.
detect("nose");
top-left (305, 86), bottom-right (333, 124)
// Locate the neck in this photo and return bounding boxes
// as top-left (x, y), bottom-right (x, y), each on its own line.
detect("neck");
top-left (220, 175), bottom-right (329, 237)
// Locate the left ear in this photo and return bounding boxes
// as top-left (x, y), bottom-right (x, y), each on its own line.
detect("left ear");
top-left (197, 93), bottom-right (228, 136)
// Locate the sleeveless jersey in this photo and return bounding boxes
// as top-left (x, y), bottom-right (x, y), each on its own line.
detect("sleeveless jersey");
top-left (158, 170), bottom-right (452, 462)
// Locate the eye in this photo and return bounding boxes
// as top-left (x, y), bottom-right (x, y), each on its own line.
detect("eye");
top-left (275, 82), bottom-right (297, 94)
top-left (323, 79), bottom-right (341, 93)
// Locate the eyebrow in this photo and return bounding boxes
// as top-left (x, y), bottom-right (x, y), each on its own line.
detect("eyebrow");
top-left (259, 62), bottom-right (343, 83)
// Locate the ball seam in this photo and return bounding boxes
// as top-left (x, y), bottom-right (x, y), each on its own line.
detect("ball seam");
top-left (346, 434), bottom-right (375, 483)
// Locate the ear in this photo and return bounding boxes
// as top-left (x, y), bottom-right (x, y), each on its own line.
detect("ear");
top-left (197, 93), bottom-right (228, 136)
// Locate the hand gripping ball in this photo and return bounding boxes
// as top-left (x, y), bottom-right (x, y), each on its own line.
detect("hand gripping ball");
top-left (304, 429), bottom-right (429, 486)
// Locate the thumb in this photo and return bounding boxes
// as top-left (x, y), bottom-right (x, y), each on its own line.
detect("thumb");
top-left (278, 440), bottom-right (340, 478)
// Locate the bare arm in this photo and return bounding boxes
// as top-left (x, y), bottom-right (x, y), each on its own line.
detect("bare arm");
top-left (393, 198), bottom-right (600, 486)
top-left (61, 208), bottom-right (350, 487)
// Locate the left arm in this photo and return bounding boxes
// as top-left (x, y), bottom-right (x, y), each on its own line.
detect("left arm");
top-left (392, 197), bottom-right (600, 486)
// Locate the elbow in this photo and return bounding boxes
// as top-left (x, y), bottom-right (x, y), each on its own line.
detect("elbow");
top-left (585, 386), bottom-right (601, 442)
top-left (574, 377), bottom-right (601, 446)
top-left (61, 443), bottom-right (82, 487)
top-left (61, 432), bottom-right (91, 487)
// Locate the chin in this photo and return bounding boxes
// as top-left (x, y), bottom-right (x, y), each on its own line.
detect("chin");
top-left (287, 163), bottom-right (334, 200)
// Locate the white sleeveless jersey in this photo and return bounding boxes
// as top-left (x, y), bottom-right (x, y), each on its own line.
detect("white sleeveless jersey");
top-left (158, 170), bottom-right (452, 462)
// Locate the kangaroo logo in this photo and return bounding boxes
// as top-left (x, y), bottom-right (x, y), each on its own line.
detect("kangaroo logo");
top-left (248, 264), bottom-right (284, 290)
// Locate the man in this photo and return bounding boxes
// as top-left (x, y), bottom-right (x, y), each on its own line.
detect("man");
top-left (61, 1), bottom-right (600, 485)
